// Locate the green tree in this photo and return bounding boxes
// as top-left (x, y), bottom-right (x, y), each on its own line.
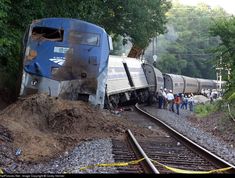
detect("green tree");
top-left (30, 0), bottom-right (171, 49)
top-left (0, 0), bottom-right (172, 100)
top-left (210, 17), bottom-right (235, 100)
top-left (0, 0), bottom-right (16, 96)
top-left (154, 2), bottom-right (228, 79)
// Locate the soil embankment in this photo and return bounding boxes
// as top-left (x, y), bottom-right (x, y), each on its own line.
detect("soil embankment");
top-left (0, 94), bottom-right (153, 163)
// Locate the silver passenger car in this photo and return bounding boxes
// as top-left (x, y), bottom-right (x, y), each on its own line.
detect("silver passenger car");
top-left (125, 57), bottom-right (149, 90)
top-left (142, 64), bottom-right (164, 95)
top-left (163, 73), bottom-right (184, 94)
top-left (213, 80), bottom-right (226, 89)
top-left (182, 75), bottom-right (199, 94)
top-left (106, 55), bottom-right (149, 97)
top-left (196, 78), bottom-right (215, 93)
top-left (106, 55), bottom-right (132, 96)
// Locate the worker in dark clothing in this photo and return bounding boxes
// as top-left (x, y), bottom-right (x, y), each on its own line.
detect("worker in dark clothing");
top-left (181, 94), bottom-right (188, 110)
top-left (158, 87), bottom-right (164, 109)
top-left (147, 91), bottom-right (155, 106)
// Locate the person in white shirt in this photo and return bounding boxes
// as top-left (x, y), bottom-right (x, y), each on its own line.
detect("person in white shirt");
top-left (162, 88), bottom-right (168, 109)
top-left (188, 95), bottom-right (194, 112)
top-left (166, 90), bottom-right (174, 112)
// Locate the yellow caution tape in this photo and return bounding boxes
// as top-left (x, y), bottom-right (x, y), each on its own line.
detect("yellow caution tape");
top-left (79, 156), bottom-right (232, 174)
top-left (150, 158), bottom-right (233, 174)
top-left (79, 158), bottom-right (145, 171)
top-left (166, 166), bottom-right (232, 174)
top-left (0, 168), bottom-right (3, 174)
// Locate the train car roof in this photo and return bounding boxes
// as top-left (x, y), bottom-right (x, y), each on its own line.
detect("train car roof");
top-left (31, 18), bottom-right (107, 33)
top-left (213, 80), bottom-right (227, 84)
top-left (163, 73), bottom-right (183, 78)
top-left (153, 67), bottom-right (163, 75)
top-left (109, 55), bottom-right (143, 62)
top-left (196, 78), bottom-right (214, 82)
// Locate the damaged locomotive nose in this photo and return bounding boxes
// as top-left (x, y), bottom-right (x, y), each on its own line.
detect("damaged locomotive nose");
top-left (20, 18), bottom-right (110, 108)
top-left (34, 62), bottom-right (42, 74)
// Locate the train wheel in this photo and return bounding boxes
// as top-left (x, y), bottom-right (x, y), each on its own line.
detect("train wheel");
top-left (109, 95), bottom-right (120, 110)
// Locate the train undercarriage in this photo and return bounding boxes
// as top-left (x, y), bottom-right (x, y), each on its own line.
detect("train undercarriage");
top-left (105, 88), bottom-right (150, 110)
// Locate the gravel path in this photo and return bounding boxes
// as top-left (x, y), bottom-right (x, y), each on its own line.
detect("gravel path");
top-left (143, 106), bottom-right (235, 165)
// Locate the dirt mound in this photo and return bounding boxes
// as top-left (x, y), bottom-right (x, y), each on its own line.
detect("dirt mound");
top-left (0, 94), bottom-right (139, 163)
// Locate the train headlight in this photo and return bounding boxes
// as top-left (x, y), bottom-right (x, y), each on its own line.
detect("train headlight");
top-left (31, 79), bottom-right (38, 86)
top-left (27, 50), bottom-right (37, 60)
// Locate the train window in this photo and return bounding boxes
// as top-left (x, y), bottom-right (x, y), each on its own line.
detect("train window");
top-left (69, 31), bottom-right (100, 46)
top-left (187, 83), bottom-right (197, 87)
top-left (31, 27), bottom-right (64, 42)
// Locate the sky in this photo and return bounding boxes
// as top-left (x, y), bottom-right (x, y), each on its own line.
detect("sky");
top-left (176, 0), bottom-right (235, 15)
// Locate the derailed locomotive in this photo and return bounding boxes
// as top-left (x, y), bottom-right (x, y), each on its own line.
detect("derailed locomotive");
top-left (20, 18), bottom-right (110, 108)
top-left (19, 18), bottom-right (220, 109)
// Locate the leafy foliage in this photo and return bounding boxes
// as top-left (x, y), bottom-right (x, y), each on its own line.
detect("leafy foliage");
top-left (195, 102), bottom-right (218, 117)
top-left (228, 93), bottom-right (235, 103)
top-left (0, 0), bottom-right (171, 99)
top-left (210, 17), bottom-right (235, 100)
top-left (154, 2), bottom-right (229, 79)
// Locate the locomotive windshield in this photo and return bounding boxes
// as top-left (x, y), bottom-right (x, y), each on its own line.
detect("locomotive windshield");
top-left (69, 31), bottom-right (100, 46)
top-left (31, 27), bottom-right (64, 42)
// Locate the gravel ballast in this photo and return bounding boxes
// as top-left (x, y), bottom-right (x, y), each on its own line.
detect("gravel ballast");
top-left (13, 106), bottom-right (235, 173)
top-left (1, 94), bottom-right (235, 174)
top-left (13, 139), bottom-right (118, 174)
top-left (143, 106), bottom-right (235, 165)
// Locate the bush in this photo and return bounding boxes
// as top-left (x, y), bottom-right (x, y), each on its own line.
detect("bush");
top-left (228, 92), bottom-right (235, 103)
top-left (195, 102), bottom-right (218, 118)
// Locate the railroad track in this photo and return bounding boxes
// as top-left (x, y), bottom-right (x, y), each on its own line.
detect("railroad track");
top-left (111, 104), bottom-right (235, 174)
top-left (112, 130), bottom-right (159, 173)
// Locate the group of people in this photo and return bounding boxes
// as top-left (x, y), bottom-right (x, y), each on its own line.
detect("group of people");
top-left (202, 89), bottom-right (220, 103)
top-left (157, 87), bottom-right (194, 115)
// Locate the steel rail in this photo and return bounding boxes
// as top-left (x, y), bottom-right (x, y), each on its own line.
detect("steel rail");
top-left (135, 103), bottom-right (235, 173)
top-left (126, 129), bottom-right (160, 174)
